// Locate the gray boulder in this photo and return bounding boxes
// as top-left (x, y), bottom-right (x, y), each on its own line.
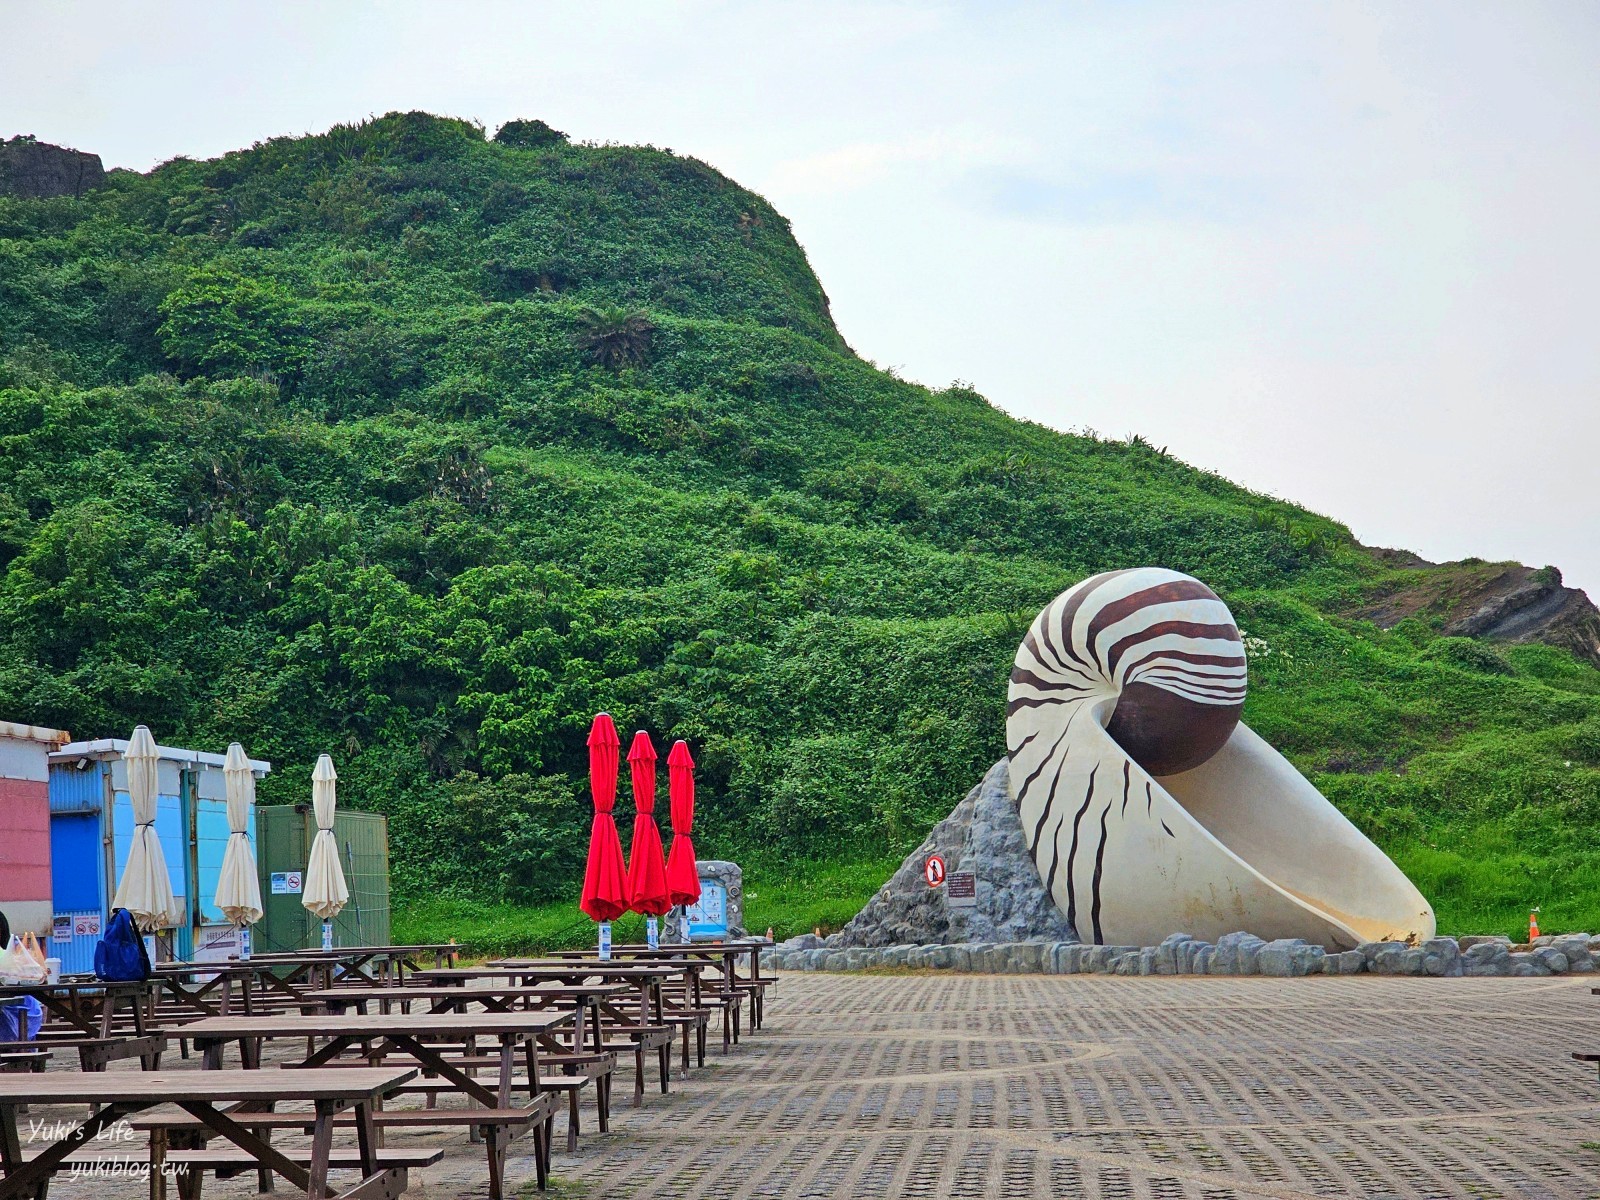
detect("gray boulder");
top-left (1010, 943), bottom-right (1046, 973)
top-left (1154, 933), bottom-right (1195, 975)
top-left (1324, 950), bottom-right (1366, 975)
top-left (1549, 935), bottom-right (1593, 971)
top-left (1372, 946), bottom-right (1426, 975)
top-left (1049, 943), bottom-right (1074, 973)
top-left (1421, 937), bottom-right (1463, 977)
top-left (1257, 939), bottom-right (1325, 977)
top-left (1360, 940), bottom-right (1407, 965)
top-left (1463, 943), bottom-right (1511, 976)
top-left (1212, 932), bottom-right (1268, 975)
top-left (1509, 951), bottom-right (1550, 977)
top-left (1531, 947), bottom-right (1570, 974)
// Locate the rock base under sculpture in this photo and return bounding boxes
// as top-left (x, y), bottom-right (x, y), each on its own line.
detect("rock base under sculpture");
top-left (822, 759), bottom-right (1077, 948)
top-left (766, 932), bottom-right (1599, 978)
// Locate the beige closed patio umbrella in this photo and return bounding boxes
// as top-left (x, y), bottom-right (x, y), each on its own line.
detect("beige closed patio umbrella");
top-left (302, 754), bottom-right (349, 949)
top-left (215, 743), bottom-right (264, 955)
top-left (111, 725), bottom-right (178, 932)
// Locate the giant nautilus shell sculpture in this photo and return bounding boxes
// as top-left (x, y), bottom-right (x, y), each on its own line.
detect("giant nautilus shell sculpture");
top-left (1007, 567), bottom-right (1435, 949)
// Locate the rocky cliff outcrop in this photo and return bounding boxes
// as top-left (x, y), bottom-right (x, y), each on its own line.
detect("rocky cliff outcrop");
top-left (0, 137), bottom-right (105, 199)
top-left (1352, 555), bottom-right (1600, 667)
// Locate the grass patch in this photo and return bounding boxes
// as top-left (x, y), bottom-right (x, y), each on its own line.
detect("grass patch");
top-left (395, 856), bottom-right (898, 956)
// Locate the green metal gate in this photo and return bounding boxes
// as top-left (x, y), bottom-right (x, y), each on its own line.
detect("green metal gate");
top-left (253, 805), bottom-right (391, 952)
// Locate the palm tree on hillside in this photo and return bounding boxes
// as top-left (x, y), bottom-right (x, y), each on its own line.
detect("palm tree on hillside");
top-left (575, 306), bottom-right (655, 370)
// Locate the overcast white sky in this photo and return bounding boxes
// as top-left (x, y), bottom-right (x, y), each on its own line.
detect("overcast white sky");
top-left (5, 1), bottom-right (1596, 596)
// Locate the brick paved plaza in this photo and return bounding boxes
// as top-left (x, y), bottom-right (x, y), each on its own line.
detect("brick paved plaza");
top-left (40, 971), bottom-right (1600, 1200)
top-left (547, 972), bottom-right (1600, 1200)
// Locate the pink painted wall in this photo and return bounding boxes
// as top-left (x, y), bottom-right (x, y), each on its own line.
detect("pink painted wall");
top-left (0, 776), bottom-right (50, 902)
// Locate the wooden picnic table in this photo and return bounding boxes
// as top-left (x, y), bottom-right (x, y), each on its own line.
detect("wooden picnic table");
top-left (301, 983), bottom-right (627, 1154)
top-left (181, 1011), bottom-right (570, 1193)
top-left (408, 966), bottom-right (691, 1104)
top-left (181, 1011), bottom-right (571, 1112)
top-left (249, 945), bottom-right (465, 984)
top-left (301, 983), bottom-right (627, 1054)
top-left (409, 964), bottom-right (684, 1028)
top-left (0, 981), bottom-right (164, 1071)
top-left (538, 941), bottom-right (775, 1029)
top-left (0, 1066), bottom-right (417, 1200)
top-left (152, 961), bottom-right (322, 1017)
top-left (485, 954), bottom-right (755, 1046)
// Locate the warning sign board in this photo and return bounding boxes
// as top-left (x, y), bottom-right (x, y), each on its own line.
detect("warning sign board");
top-left (924, 855), bottom-right (946, 887)
top-left (946, 871), bottom-right (977, 909)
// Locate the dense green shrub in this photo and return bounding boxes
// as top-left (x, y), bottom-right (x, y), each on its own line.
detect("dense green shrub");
top-left (0, 112), bottom-right (1596, 935)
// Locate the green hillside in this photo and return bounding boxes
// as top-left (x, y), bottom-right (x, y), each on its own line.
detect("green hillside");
top-left (2, 113), bottom-right (1597, 947)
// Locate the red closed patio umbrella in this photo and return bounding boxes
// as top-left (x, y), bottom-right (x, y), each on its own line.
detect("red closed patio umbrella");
top-left (579, 713), bottom-right (628, 923)
top-left (625, 731), bottom-right (670, 917)
top-left (665, 739), bottom-right (701, 907)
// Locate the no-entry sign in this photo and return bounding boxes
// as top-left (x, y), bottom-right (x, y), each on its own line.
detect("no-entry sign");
top-left (924, 855), bottom-right (947, 887)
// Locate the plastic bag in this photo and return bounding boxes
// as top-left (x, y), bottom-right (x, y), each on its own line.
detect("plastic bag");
top-left (0, 997), bottom-right (43, 1042)
top-left (0, 935), bottom-right (47, 984)
top-left (17, 932), bottom-right (46, 971)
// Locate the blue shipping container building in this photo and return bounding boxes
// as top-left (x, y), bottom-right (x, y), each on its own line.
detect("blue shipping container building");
top-left (48, 739), bottom-right (270, 972)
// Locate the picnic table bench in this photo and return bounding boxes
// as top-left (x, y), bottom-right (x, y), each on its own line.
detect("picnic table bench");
top-left (302, 983), bottom-right (625, 1152)
top-left (534, 942), bottom-right (774, 1035)
top-left (408, 965), bottom-right (691, 1103)
top-left (175, 1010), bottom-right (570, 1193)
top-left (152, 945), bottom-right (464, 1022)
top-left (0, 981), bottom-right (165, 1071)
top-left (484, 956), bottom-right (733, 1056)
top-left (153, 961), bottom-right (330, 1021)
top-left (0, 1066), bottom-right (420, 1200)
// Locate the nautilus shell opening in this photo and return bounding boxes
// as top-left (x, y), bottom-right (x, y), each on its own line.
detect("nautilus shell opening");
top-left (1006, 567), bottom-right (1435, 950)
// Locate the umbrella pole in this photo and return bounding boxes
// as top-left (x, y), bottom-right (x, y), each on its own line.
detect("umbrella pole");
top-left (598, 921), bottom-right (612, 961)
top-left (646, 916), bottom-right (659, 950)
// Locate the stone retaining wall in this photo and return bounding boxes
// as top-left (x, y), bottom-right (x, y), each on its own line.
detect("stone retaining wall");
top-left (764, 931), bottom-right (1600, 977)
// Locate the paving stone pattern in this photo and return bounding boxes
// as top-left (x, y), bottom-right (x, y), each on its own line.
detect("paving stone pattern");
top-left (36, 973), bottom-right (1600, 1199)
top-left (546, 973), bottom-right (1600, 1199)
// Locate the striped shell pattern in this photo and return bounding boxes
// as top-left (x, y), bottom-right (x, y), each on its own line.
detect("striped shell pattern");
top-left (1006, 567), bottom-right (1435, 949)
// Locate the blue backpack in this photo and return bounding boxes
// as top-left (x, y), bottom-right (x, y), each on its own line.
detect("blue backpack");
top-left (94, 909), bottom-right (152, 982)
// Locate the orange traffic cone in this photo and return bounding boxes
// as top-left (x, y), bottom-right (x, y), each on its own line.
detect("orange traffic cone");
top-left (1529, 908), bottom-right (1541, 941)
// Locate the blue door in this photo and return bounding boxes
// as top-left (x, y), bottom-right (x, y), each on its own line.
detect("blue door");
top-left (49, 811), bottom-right (103, 975)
